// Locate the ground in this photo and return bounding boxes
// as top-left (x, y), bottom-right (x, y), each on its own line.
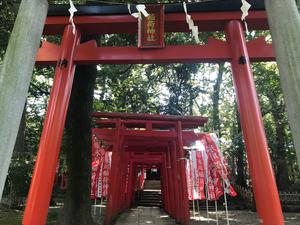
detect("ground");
top-left (0, 205), bottom-right (57, 225)
top-left (92, 206), bottom-right (300, 225)
top-left (1, 205), bottom-right (300, 225)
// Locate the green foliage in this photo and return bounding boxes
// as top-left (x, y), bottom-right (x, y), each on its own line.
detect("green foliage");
top-left (92, 30), bottom-right (300, 188)
top-left (0, 0), bottom-right (17, 59)
top-left (3, 153), bottom-right (34, 204)
top-left (25, 67), bottom-right (53, 152)
top-left (253, 62), bottom-right (300, 187)
top-left (94, 64), bottom-right (161, 113)
top-left (0, 1), bottom-right (299, 202)
top-left (0, 206), bottom-right (59, 225)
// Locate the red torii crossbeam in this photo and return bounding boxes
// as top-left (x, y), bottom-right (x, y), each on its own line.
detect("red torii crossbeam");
top-left (23, 3), bottom-right (284, 225)
top-left (36, 11), bottom-right (274, 65)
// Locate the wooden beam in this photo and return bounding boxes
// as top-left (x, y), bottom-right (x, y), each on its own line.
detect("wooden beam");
top-left (42, 11), bottom-right (269, 35)
top-left (92, 112), bottom-right (208, 124)
top-left (36, 36), bottom-right (275, 65)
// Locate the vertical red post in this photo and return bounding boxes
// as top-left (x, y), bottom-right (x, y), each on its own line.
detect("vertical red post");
top-left (131, 164), bottom-right (138, 206)
top-left (23, 25), bottom-right (80, 225)
top-left (104, 119), bottom-right (123, 225)
top-left (126, 161), bottom-right (134, 209)
top-left (166, 147), bottom-right (175, 218)
top-left (119, 151), bottom-right (128, 211)
top-left (170, 141), bottom-right (180, 223)
top-left (161, 162), bottom-right (169, 213)
top-left (160, 165), bottom-right (165, 209)
top-left (225, 20), bottom-right (284, 225)
top-left (162, 155), bottom-right (170, 213)
top-left (174, 140), bottom-right (184, 223)
top-left (176, 121), bottom-right (190, 225)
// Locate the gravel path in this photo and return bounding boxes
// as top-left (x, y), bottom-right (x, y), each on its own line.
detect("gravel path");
top-left (190, 210), bottom-right (300, 225)
top-left (92, 206), bottom-right (300, 225)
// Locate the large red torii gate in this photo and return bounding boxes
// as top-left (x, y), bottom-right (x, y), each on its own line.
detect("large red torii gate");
top-left (23, 1), bottom-right (283, 225)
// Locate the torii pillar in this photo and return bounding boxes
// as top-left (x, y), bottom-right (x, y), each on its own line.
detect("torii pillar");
top-left (23, 25), bottom-right (81, 225)
top-left (225, 20), bottom-right (284, 225)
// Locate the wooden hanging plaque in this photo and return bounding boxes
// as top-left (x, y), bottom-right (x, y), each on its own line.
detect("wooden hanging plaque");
top-left (138, 5), bottom-right (165, 49)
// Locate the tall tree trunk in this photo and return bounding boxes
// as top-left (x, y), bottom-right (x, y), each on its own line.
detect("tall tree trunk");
top-left (265, 0), bottom-right (300, 168)
top-left (13, 106), bottom-right (26, 153)
top-left (59, 40), bottom-right (97, 225)
top-left (233, 101), bottom-right (247, 187)
top-left (211, 63), bottom-right (225, 136)
top-left (188, 86), bottom-right (194, 115)
top-left (0, 0), bottom-right (48, 200)
top-left (272, 109), bottom-right (290, 190)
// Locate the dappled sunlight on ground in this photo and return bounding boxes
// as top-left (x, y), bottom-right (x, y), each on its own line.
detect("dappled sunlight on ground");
top-left (190, 210), bottom-right (300, 225)
top-left (1, 204), bottom-right (299, 225)
top-left (91, 205), bottom-right (300, 225)
top-left (114, 207), bottom-right (175, 225)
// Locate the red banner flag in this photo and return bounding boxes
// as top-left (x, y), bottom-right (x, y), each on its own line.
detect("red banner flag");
top-left (91, 133), bottom-right (112, 199)
top-left (186, 133), bottom-right (237, 201)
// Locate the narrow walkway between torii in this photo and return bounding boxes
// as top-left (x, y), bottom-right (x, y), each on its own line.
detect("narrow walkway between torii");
top-left (115, 207), bottom-right (176, 225)
top-left (91, 207), bottom-right (300, 225)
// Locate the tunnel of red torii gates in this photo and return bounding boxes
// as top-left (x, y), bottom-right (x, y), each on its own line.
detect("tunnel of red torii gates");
top-left (22, 0), bottom-right (284, 225)
top-left (91, 112), bottom-right (209, 225)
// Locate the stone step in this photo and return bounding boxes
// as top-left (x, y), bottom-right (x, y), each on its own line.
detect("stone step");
top-left (139, 195), bottom-right (161, 199)
top-left (138, 199), bottom-right (162, 203)
top-left (139, 194), bottom-right (162, 199)
top-left (144, 180), bottom-right (161, 190)
top-left (135, 189), bottom-right (163, 207)
top-left (138, 202), bottom-right (162, 207)
top-left (140, 192), bottom-right (161, 195)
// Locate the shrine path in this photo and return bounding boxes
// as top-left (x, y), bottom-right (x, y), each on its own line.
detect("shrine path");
top-left (114, 207), bottom-right (175, 225)
top-left (92, 206), bottom-right (300, 225)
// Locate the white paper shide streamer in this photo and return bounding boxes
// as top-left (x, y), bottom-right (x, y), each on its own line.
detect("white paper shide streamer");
top-left (240, 0), bottom-right (251, 34)
top-left (128, 4), bottom-right (149, 20)
top-left (69, 0), bottom-right (78, 35)
top-left (183, 2), bottom-right (200, 44)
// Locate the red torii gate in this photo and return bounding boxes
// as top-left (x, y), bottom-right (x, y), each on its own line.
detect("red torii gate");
top-left (22, 2), bottom-right (284, 225)
top-left (92, 112), bottom-right (208, 224)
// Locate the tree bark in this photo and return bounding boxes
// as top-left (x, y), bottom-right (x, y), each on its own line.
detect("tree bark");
top-left (212, 63), bottom-right (225, 136)
top-left (272, 105), bottom-right (290, 190)
top-left (274, 120), bottom-right (290, 190)
top-left (13, 105), bottom-right (26, 153)
top-left (0, 0), bottom-right (48, 200)
top-left (233, 102), bottom-right (246, 187)
top-left (59, 42), bottom-right (97, 225)
top-left (297, 0), bottom-right (300, 10)
top-left (265, 0), bottom-right (300, 168)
